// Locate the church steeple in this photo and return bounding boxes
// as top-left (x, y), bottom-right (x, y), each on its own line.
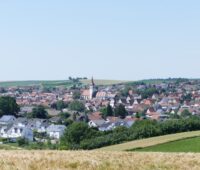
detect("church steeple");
top-left (91, 76), bottom-right (95, 86)
top-left (89, 77), bottom-right (95, 100)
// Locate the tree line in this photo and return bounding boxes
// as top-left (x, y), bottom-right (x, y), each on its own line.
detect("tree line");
top-left (60, 116), bottom-right (200, 150)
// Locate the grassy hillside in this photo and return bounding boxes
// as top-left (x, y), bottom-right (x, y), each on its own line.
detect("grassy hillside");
top-left (0, 80), bottom-right (73, 88)
top-left (0, 79), bottom-right (128, 87)
top-left (0, 151), bottom-right (200, 170)
top-left (98, 131), bottom-right (200, 151)
top-left (81, 79), bottom-right (128, 85)
top-left (133, 136), bottom-right (200, 152)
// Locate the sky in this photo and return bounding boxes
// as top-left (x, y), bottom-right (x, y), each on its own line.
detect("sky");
top-left (0, 0), bottom-right (200, 81)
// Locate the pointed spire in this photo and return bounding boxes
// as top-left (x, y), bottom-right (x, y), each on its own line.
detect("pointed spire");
top-left (91, 76), bottom-right (95, 86)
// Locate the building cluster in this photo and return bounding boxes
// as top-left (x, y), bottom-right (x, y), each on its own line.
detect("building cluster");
top-left (1, 78), bottom-right (200, 141)
top-left (0, 115), bottom-right (66, 142)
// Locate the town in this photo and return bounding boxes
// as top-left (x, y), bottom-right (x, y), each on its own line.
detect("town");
top-left (0, 78), bottom-right (199, 149)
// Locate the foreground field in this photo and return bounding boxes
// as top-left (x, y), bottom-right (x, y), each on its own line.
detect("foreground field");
top-left (99, 131), bottom-right (200, 151)
top-left (133, 136), bottom-right (200, 152)
top-left (0, 151), bottom-right (200, 170)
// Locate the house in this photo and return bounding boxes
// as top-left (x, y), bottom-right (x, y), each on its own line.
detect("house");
top-left (46, 124), bottom-right (66, 139)
top-left (26, 119), bottom-right (49, 133)
top-left (7, 125), bottom-right (33, 141)
top-left (0, 124), bottom-right (13, 138)
top-left (0, 115), bottom-right (16, 125)
top-left (98, 119), bottom-right (134, 131)
top-left (88, 112), bottom-right (106, 128)
top-left (98, 122), bottom-right (113, 131)
top-left (96, 91), bottom-right (107, 100)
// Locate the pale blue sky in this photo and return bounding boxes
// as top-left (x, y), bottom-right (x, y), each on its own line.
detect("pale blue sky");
top-left (0, 0), bottom-right (200, 81)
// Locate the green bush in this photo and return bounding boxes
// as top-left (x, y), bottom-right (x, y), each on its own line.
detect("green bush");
top-left (59, 116), bottom-right (200, 150)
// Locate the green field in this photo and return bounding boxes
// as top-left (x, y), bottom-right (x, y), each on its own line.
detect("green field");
top-left (0, 79), bottom-right (129, 88)
top-left (99, 131), bottom-right (200, 151)
top-left (0, 80), bottom-right (73, 88)
top-left (133, 137), bottom-right (200, 152)
top-left (81, 79), bottom-right (128, 85)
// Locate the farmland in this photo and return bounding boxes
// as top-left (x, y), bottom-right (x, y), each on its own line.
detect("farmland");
top-left (0, 80), bottom-right (73, 88)
top-left (99, 131), bottom-right (200, 151)
top-left (0, 79), bottom-right (128, 88)
top-left (81, 79), bottom-right (128, 85)
top-left (0, 151), bottom-right (200, 170)
top-left (133, 136), bottom-right (200, 152)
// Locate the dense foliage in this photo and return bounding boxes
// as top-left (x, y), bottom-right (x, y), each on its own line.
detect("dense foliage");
top-left (0, 96), bottom-right (20, 117)
top-left (51, 100), bottom-right (68, 111)
top-left (27, 105), bottom-right (48, 119)
top-left (69, 100), bottom-right (85, 112)
top-left (60, 116), bottom-right (200, 150)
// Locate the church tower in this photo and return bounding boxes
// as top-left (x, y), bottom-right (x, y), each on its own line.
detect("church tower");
top-left (89, 77), bottom-right (95, 100)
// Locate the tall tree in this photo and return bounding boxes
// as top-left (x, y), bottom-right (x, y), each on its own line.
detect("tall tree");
top-left (69, 100), bottom-right (85, 112)
top-left (106, 104), bottom-right (113, 116)
top-left (114, 104), bottom-right (127, 119)
top-left (73, 90), bottom-right (81, 100)
top-left (27, 105), bottom-right (48, 119)
top-left (0, 96), bottom-right (20, 116)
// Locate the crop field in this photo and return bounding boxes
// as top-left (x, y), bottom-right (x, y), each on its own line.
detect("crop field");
top-left (0, 151), bottom-right (200, 170)
top-left (99, 131), bottom-right (200, 151)
top-left (133, 136), bottom-right (200, 152)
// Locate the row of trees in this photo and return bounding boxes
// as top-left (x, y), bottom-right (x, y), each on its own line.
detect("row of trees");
top-left (101, 104), bottom-right (127, 118)
top-left (60, 116), bottom-right (200, 150)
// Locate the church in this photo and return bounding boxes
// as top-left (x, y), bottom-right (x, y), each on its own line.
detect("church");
top-left (81, 77), bottom-right (97, 100)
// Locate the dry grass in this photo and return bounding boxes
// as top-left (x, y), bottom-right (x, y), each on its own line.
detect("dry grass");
top-left (99, 131), bottom-right (200, 151)
top-left (0, 151), bottom-right (200, 170)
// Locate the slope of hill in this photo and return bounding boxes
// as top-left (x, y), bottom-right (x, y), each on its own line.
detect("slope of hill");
top-left (0, 80), bottom-right (73, 88)
top-left (0, 79), bottom-right (128, 87)
top-left (98, 131), bottom-right (200, 151)
top-left (133, 136), bottom-right (200, 152)
top-left (81, 79), bottom-right (128, 85)
top-left (1, 150), bottom-right (200, 170)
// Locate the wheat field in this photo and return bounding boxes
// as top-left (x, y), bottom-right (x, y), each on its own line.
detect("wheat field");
top-left (0, 151), bottom-right (200, 170)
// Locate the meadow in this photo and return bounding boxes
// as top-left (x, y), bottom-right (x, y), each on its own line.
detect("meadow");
top-left (80, 79), bottom-right (128, 85)
top-left (0, 151), bottom-right (200, 170)
top-left (133, 136), bottom-right (200, 152)
top-left (0, 79), bottom-right (127, 88)
top-left (99, 131), bottom-right (200, 151)
top-left (0, 80), bottom-right (73, 88)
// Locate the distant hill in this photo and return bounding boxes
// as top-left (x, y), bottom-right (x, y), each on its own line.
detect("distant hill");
top-left (81, 79), bottom-right (129, 85)
top-left (0, 80), bottom-right (73, 88)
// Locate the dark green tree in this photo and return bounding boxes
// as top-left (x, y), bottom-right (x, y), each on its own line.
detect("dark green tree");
top-left (114, 104), bottom-right (127, 119)
top-left (28, 105), bottom-right (48, 119)
top-left (56, 100), bottom-right (68, 111)
top-left (135, 112), bottom-right (140, 119)
top-left (0, 96), bottom-right (20, 117)
top-left (181, 109), bottom-right (192, 117)
top-left (69, 100), bottom-right (85, 112)
top-left (101, 104), bottom-right (113, 118)
top-left (60, 122), bottom-right (97, 149)
top-left (106, 104), bottom-right (113, 116)
top-left (73, 91), bottom-right (81, 100)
